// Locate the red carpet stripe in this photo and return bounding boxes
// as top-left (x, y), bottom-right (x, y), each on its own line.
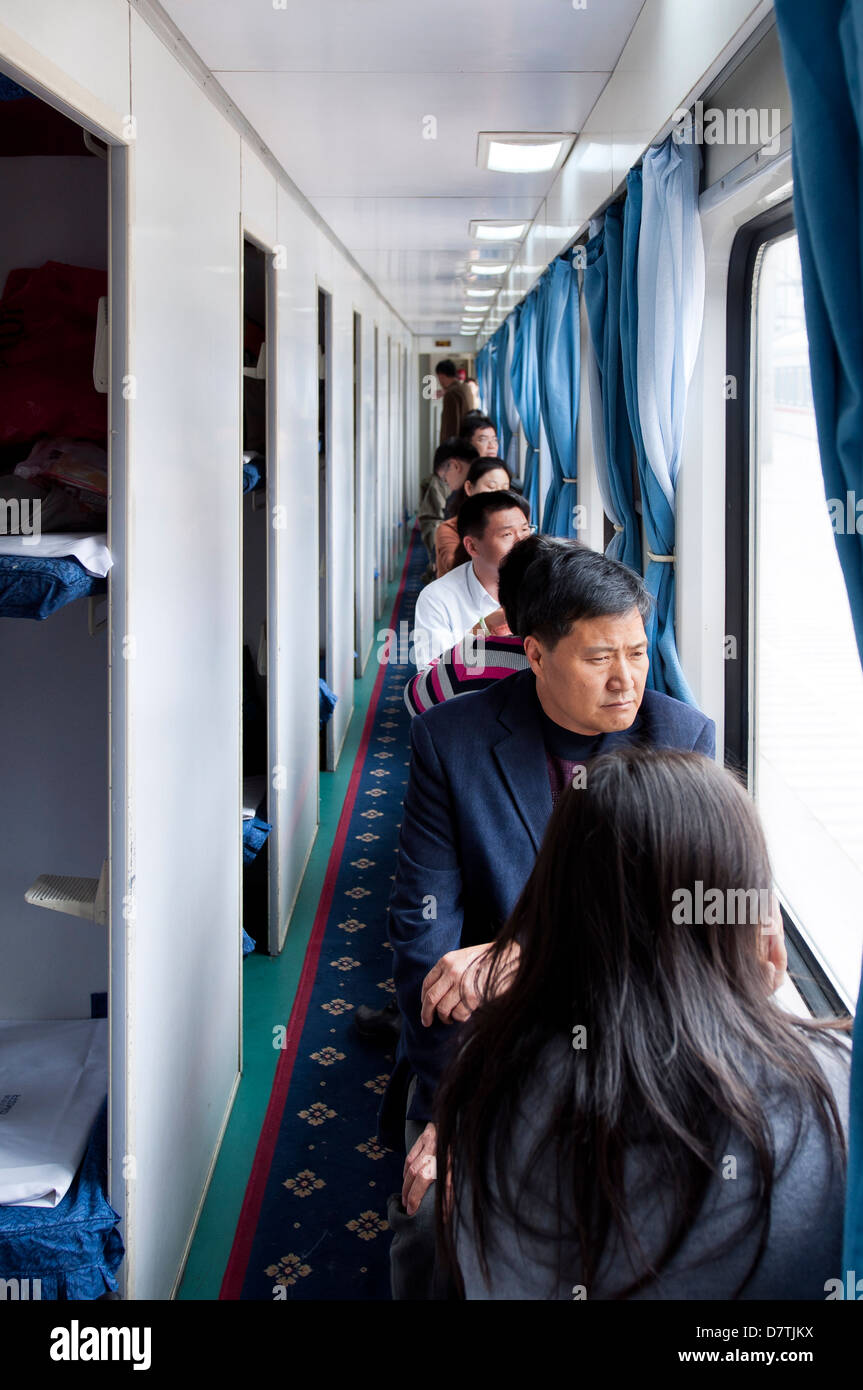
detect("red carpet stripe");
top-left (220, 531), bottom-right (417, 1299)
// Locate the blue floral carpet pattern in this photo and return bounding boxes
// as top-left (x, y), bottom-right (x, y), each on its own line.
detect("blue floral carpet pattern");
top-left (224, 534), bottom-right (424, 1300)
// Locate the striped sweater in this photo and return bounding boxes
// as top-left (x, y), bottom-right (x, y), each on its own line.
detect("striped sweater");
top-left (403, 633), bottom-right (529, 716)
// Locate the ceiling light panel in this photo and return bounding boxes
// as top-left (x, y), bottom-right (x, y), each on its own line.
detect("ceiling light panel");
top-left (470, 221), bottom-right (529, 241)
top-left (477, 133), bottom-right (574, 176)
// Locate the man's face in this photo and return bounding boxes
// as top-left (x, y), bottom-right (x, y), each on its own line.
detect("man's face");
top-left (524, 607), bottom-right (649, 735)
top-left (465, 506), bottom-right (533, 570)
top-left (441, 457), bottom-right (470, 491)
top-left (469, 426), bottom-right (499, 457)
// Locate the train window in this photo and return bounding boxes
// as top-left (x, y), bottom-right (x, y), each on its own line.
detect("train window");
top-left (747, 229), bottom-right (863, 1008)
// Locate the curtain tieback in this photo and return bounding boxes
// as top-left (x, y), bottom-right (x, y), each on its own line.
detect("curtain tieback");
top-left (646, 549), bottom-right (675, 563)
top-left (612, 524), bottom-right (623, 533)
top-left (562, 476), bottom-right (577, 484)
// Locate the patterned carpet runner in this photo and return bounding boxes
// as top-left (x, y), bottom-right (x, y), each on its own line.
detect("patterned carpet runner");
top-left (221, 532), bottom-right (424, 1300)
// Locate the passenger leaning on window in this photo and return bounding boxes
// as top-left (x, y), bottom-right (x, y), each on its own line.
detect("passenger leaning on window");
top-left (436, 748), bottom-right (850, 1300)
top-left (435, 456), bottom-right (512, 578)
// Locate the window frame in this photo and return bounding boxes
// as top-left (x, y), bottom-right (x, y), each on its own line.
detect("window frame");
top-left (725, 202), bottom-right (851, 1020)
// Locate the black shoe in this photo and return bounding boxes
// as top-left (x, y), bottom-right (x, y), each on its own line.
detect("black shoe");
top-left (354, 999), bottom-right (402, 1043)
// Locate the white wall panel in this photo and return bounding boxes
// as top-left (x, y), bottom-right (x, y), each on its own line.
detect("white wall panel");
top-left (326, 246), bottom-right (355, 764)
top-left (0, 610), bottom-right (108, 1019)
top-left (356, 308), bottom-right (377, 666)
top-left (272, 183), bottom-right (319, 943)
top-left (0, 0), bottom-right (129, 129)
top-left (126, 10), bottom-right (242, 1300)
top-left (241, 139), bottom-right (277, 250)
top-left (0, 155), bottom-right (107, 291)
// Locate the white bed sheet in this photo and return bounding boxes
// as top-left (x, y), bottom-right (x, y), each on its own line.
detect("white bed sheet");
top-left (0, 1018), bottom-right (108, 1207)
top-left (0, 533), bottom-right (112, 578)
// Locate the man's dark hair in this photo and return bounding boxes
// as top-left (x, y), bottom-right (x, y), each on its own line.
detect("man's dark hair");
top-left (436, 359), bottom-right (457, 378)
top-left (456, 489), bottom-right (530, 543)
top-left (498, 538), bottom-right (651, 644)
top-left (459, 413), bottom-right (495, 441)
top-left (432, 438), bottom-right (478, 474)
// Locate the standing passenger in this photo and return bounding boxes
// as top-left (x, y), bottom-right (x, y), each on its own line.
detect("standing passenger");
top-left (436, 360), bottom-right (473, 443)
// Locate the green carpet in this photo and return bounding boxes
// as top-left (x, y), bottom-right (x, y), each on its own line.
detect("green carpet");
top-left (177, 541), bottom-right (409, 1300)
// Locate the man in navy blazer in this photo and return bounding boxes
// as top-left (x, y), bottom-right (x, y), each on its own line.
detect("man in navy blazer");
top-left (384, 538), bottom-right (714, 1297)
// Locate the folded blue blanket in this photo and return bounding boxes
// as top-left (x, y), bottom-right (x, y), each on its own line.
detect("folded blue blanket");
top-left (0, 1098), bottom-right (123, 1299)
top-left (0, 554), bottom-right (105, 620)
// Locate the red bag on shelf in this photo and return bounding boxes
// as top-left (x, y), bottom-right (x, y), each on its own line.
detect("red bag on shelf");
top-left (0, 260), bottom-right (107, 444)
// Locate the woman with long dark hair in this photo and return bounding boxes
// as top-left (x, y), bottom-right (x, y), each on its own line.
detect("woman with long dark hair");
top-left (435, 748), bottom-right (851, 1299)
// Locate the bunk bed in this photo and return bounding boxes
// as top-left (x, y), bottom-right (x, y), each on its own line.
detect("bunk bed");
top-left (0, 253), bottom-right (116, 1294)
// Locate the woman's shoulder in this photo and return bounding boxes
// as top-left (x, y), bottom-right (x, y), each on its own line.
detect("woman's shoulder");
top-left (797, 1027), bottom-right (852, 1123)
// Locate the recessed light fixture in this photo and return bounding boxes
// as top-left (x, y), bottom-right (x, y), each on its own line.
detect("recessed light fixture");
top-left (477, 132), bottom-right (574, 175)
top-left (470, 221), bottom-right (529, 241)
top-left (465, 288), bottom-right (495, 299)
top-left (467, 262), bottom-right (509, 277)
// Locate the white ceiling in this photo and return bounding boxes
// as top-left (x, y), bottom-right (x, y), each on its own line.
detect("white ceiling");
top-left (160, 0), bottom-right (647, 333)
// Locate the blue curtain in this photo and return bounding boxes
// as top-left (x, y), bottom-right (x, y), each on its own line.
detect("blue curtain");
top-left (491, 320), bottom-right (519, 474)
top-left (632, 133), bottom-right (704, 703)
top-left (475, 342), bottom-right (494, 417)
top-left (621, 168), bottom-right (660, 689)
top-left (490, 324), bottom-right (512, 464)
top-left (535, 257), bottom-right (580, 536)
top-left (509, 295), bottom-right (542, 521)
top-left (583, 205), bottom-right (641, 572)
top-left (501, 315), bottom-right (521, 477)
top-left (774, 0), bottom-right (863, 1286)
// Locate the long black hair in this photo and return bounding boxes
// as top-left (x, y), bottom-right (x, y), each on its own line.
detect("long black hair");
top-left (435, 748), bottom-right (850, 1298)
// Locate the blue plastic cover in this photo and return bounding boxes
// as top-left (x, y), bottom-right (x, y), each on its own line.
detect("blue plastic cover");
top-left (242, 814), bottom-right (271, 865)
top-left (318, 677), bottom-right (338, 729)
top-left (242, 458), bottom-right (262, 493)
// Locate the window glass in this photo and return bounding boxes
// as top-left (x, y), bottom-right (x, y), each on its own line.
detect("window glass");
top-left (753, 233), bottom-right (863, 1006)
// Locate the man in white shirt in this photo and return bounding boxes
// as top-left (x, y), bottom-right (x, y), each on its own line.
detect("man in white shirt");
top-left (412, 490), bottom-right (533, 668)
